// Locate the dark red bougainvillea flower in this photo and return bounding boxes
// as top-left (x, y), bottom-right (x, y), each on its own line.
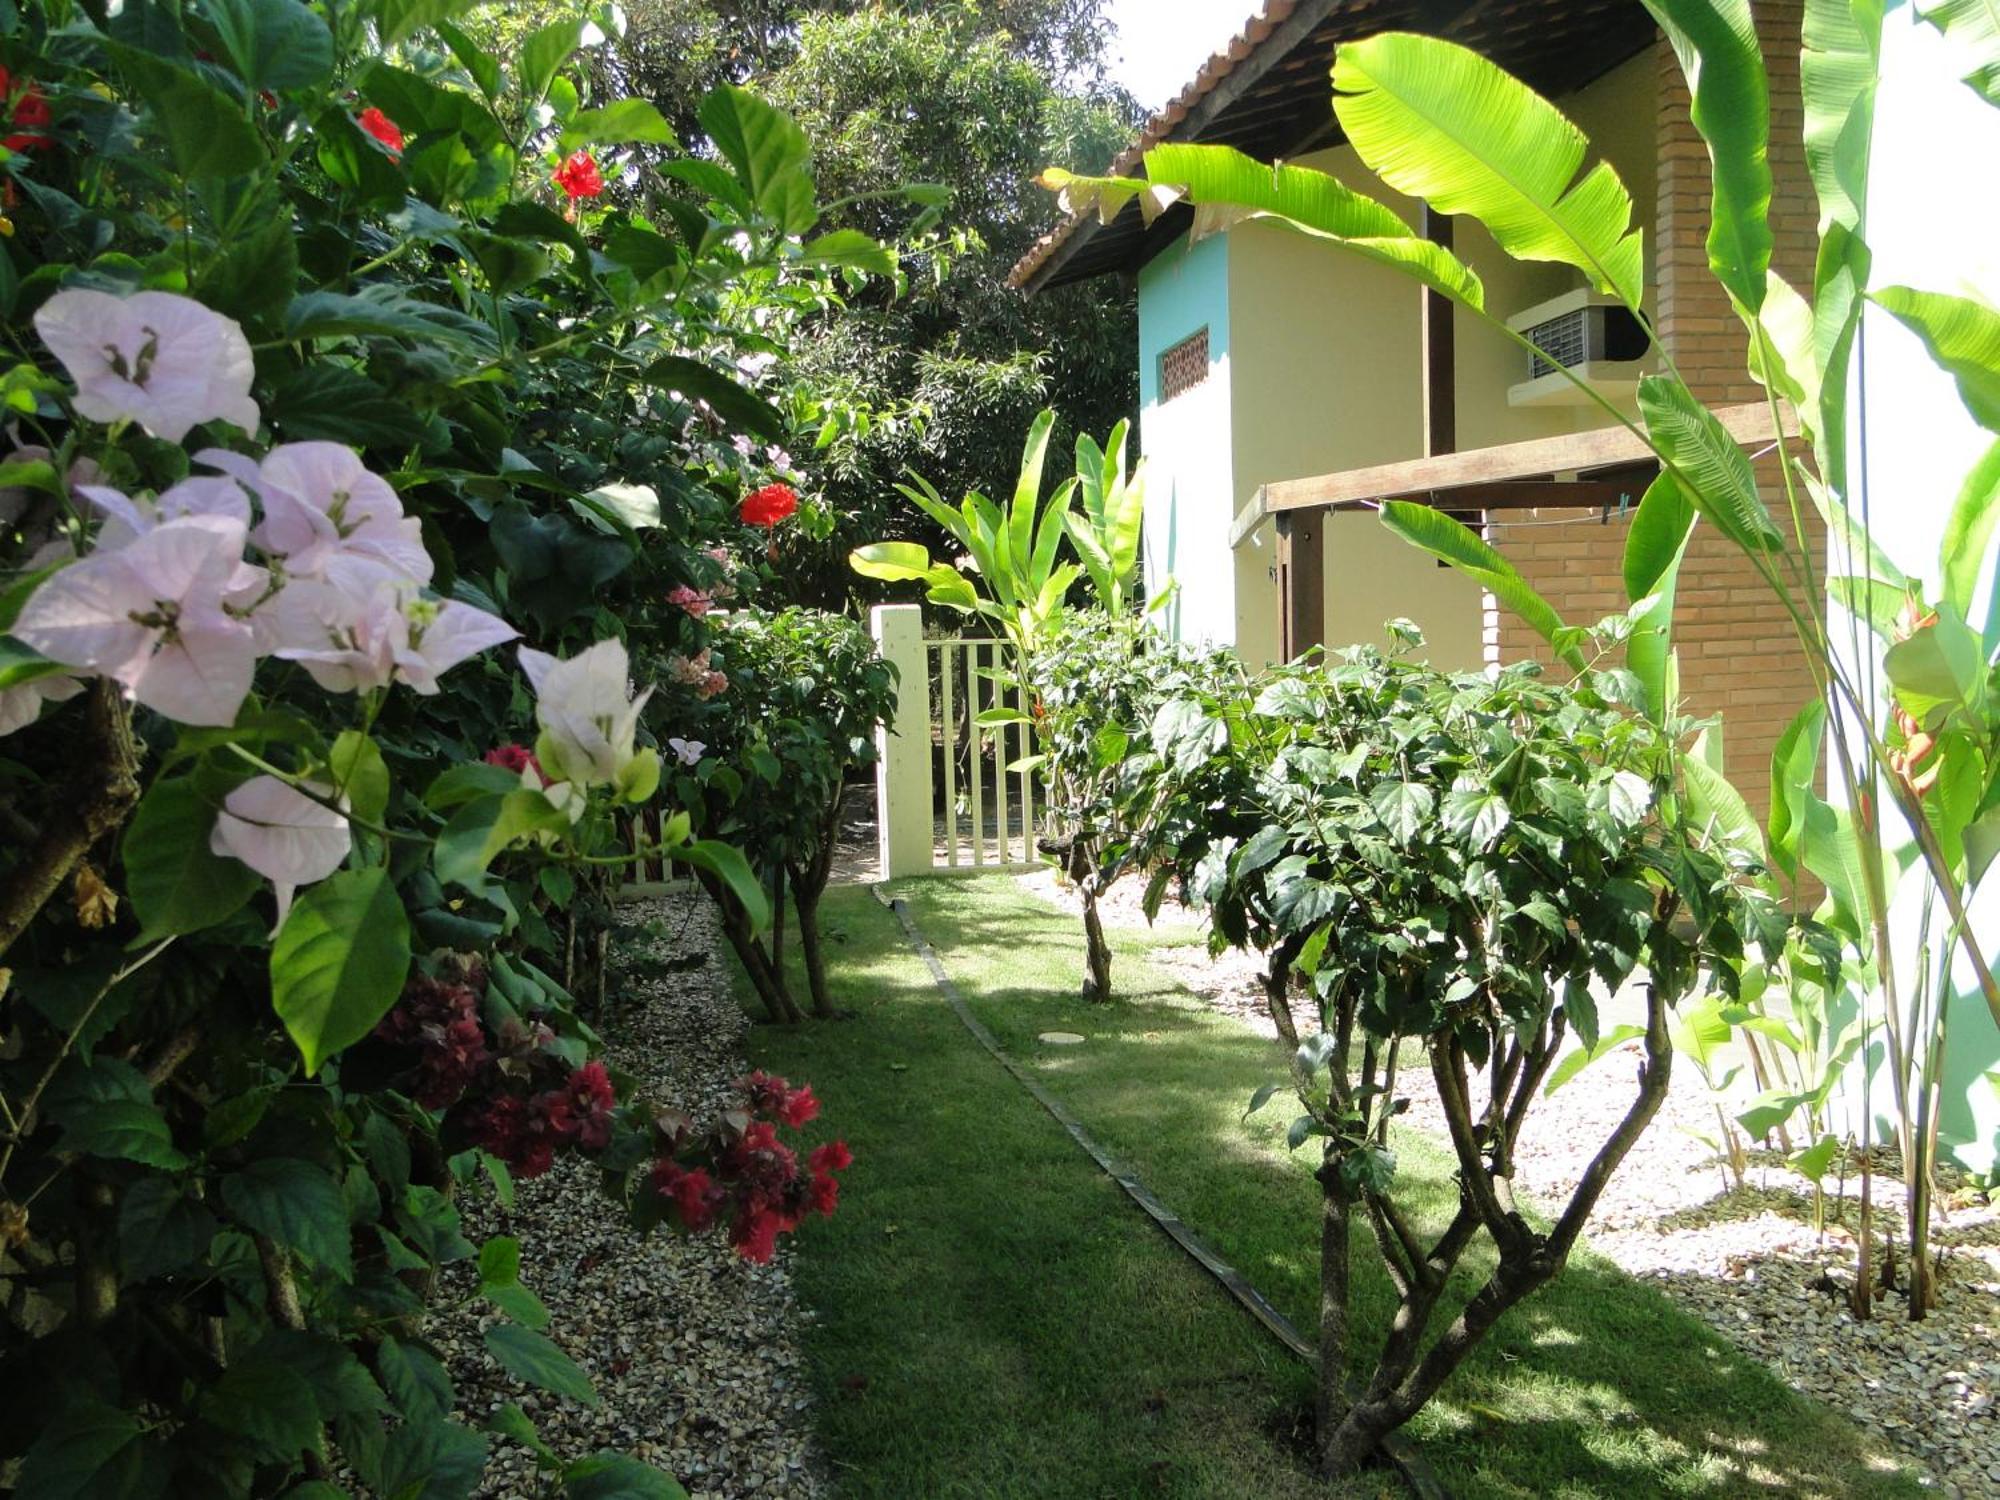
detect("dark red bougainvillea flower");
top-left (484, 743), bottom-right (546, 785)
top-left (553, 150), bottom-right (604, 199)
top-left (357, 106), bottom-right (403, 155)
top-left (739, 483), bottom-right (798, 527)
top-left (0, 66), bottom-right (53, 153)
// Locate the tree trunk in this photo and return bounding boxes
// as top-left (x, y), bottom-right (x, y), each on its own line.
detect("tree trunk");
top-left (1068, 841), bottom-right (1113, 1003)
top-left (1261, 955), bottom-right (1300, 1048)
top-left (793, 877), bottom-right (837, 1019)
top-left (1313, 1154), bottom-right (1354, 1472)
top-left (700, 871), bottom-right (803, 1024)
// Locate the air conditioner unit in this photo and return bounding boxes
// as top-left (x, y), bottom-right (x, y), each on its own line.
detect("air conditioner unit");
top-left (1503, 289), bottom-right (1650, 408)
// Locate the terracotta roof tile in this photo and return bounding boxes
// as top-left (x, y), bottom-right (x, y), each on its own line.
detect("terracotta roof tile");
top-left (1007, 0), bottom-right (1298, 289)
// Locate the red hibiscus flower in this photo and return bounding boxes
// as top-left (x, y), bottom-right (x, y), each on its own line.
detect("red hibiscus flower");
top-left (357, 106), bottom-right (403, 155)
top-left (739, 482), bottom-right (798, 528)
top-left (553, 150), bottom-right (604, 199)
top-left (1, 66), bottom-right (53, 153)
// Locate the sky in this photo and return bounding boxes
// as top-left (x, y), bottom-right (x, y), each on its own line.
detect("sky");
top-left (1101, 0), bottom-right (1259, 110)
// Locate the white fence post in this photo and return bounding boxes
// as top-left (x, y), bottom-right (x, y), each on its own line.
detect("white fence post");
top-left (872, 604), bottom-right (933, 879)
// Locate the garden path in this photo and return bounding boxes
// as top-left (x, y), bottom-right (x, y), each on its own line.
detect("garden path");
top-left (424, 893), bottom-right (826, 1500)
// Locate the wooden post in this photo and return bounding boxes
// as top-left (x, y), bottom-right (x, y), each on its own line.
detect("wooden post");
top-left (870, 604), bottom-right (933, 879)
top-left (1275, 509), bottom-right (1324, 662)
top-left (1422, 206), bottom-right (1456, 459)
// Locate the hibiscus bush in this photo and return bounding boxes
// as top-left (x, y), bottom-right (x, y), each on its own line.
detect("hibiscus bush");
top-left (0, 0), bottom-right (901, 1492)
top-left (667, 606), bottom-right (898, 1023)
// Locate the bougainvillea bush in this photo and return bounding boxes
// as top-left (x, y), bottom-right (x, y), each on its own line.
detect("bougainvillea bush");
top-left (0, 0), bottom-right (895, 1492)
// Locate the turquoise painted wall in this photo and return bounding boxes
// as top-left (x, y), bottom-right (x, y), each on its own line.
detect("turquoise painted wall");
top-left (1137, 230), bottom-right (1233, 649)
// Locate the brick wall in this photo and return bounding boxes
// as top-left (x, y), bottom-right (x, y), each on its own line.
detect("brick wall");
top-left (1496, 1), bottom-right (1823, 822)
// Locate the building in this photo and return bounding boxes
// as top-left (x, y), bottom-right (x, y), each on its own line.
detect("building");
top-left (1009, 0), bottom-right (1821, 821)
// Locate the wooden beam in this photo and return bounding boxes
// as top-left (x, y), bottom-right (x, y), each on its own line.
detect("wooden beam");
top-left (1321, 479), bottom-right (1646, 514)
top-left (1275, 509), bottom-right (1324, 661)
top-left (1228, 488), bottom-right (1267, 550)
top-left (1261, 401), bottom-right (1791, 516)
top-left (1422, 207), bottom-right (1455, 458)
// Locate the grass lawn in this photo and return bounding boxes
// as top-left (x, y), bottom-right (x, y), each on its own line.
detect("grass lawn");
top-left (738, 876), bottom-right (1922, 1499)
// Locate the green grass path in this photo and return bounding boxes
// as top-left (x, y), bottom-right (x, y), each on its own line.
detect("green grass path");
top-left (740, 877), bottom-right (1920, 1500)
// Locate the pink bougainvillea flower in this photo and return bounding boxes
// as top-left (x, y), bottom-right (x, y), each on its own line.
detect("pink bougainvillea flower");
top-left (518, 638), bottom-right (656, 793)
top-left (665, 584), bottom-right (712, 619)
top-left (81, 476), bottom-right (252, 553)
top-left (738, 483), bottom-right (797, 527)
top-left (552, 150), bottom-right (604, 199)
top-left (208, 442), bottom-right (433, 584)
top-left (356, 105), bottom-right (403, 155)
top-left (268, 557), bottom-right (515, 695)
top-left (209, 774), bottom-right (350, 930)
top-left (12, 514), bottom-right (259, 725)
top-left (0, 670), bottom-right (82, 737)
top-left (34, 290), bottom-right (259, 442)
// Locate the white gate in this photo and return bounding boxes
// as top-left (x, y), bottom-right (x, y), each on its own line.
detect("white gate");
top-left (872, 604), bottom-right (1042, 878)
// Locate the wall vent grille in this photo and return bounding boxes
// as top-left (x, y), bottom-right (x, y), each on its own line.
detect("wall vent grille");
top-left (1160, 328), bottom-right (1209, 401)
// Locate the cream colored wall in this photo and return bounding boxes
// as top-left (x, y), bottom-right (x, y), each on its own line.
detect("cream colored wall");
top-left (1219, 51), bottom-right (1661, 668)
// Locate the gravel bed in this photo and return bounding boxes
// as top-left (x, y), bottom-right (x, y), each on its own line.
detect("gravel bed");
top-left (424, 892), bottom-right (826, 1500)
top-left (1019, 867), bottom-right (2000, 1497)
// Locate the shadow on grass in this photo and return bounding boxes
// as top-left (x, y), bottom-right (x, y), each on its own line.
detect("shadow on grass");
top-left (733, 878), bottom-right (1922, 1500)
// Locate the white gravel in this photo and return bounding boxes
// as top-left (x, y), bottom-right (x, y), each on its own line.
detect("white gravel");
top-left (425, 891), bottom-right (826, 1500)
top-left (1019, 867), bottom-right (2000, 1498)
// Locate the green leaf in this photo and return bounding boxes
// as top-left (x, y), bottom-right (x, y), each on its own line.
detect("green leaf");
top-left (201, 1360), bottom-right (321, 1462)
top-left (60, 1098), bottom-right (187, 1169)
top-left (271, 869), bottom-right (412, 1076)
top-left (846, 541), bottom-right (933, 581)
top-left (1331, 31), bottom-right (1644, 306)
top-left (639, 356), bottom-right (785, 441)
top-left (1442, 784), bottom-right (1511, 849)
top-left (330, 731), bottom-right (391, 825)
top-left (484, 1324), bottom-right (599, 1406)
top-left (1683, 747), bottom-right (1763, 861)
top-left (479, 1235), bottom-right (551, 1328)
top-left (671, 840), bottom-right (771, 932)
top-left (123, 777), bottom-right (261, 937)
top-left (221, 1158), bottom-right (353, 1281)
top-left (206, 0), bottom-right (334, 93)
top-left (1872, 285), bottom-right (2000, 431)
top-left (1370, 780), bottom-right (1436, 843)
top-left (435, 790), bottom-right (573, 888)
top-left (1637, 375), bottom-right (1783, 549)
top-left (1941, 439), bottom-right (2000, 618)
top-left (267, 363), bottom-right (430, 451)
top-left (1380, 501), bottom-right (1585, 669)
top-left (1768, 701), bottom-right (1826, 880)
top-left (1917, 0), bottom-right (2000, 105)
top-left (798, 228), bottom-right (895, 277)
top-left (1802, 0), bottom-right (1882, 239)
top-left (1791, 1132), bottom-right (1843, 1182)
top-left (117, 1177), bottom-right (217, 1282)
top-left (1642, 0), bottom-right (1772, 312)
top-left (697, 84), bottom-right (814, 233)
top-left (563, 1453), bottom-right (691, 1500)
top-left (377, 1336), bottom-right (453, 1421)
top-left (369, 0), bottom-right (481, 45)
top-left (105, 46), bottom-right (266, 180)
top-left (1884, 609), bottom-right (1986, 722)
top-left (13, 1400), bottom-right (147, 1500)
top-left (285, 287), bottom-right (498, 353)
top-left (1544, 1024), bottom-right (1647, 1093)
top-left (1043, 147), bottom-right (1484, 308)
top-left (518, 17), bottom-right (585, 105)
top-left (1621, 471), bottom-right (1695, 722)
top-left (560, 99), bottom-right (678, 150)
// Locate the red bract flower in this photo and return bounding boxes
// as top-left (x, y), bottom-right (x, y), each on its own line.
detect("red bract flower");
top-left (564, 1061), bottom-right (618, 1150)
top-left (809, 1171), bottom-right (840, 1218)
top-left (0, 66), bottom-right (53, 153)
top-left (357, 106), bottom-right (403, 155)
top-left (779, 1085), bottom-right (820, 1128)
top-left (809, 1139), bottom-right (853, 1175)
top-left (732, 1206), bottom-right (783, 1263)
top-left (739, 483), bottom-right (798, 528)
top-left (651, 1160), bottom-right (724, 1232)
top-left (485, 743), bottom-right (547, 785)
top-left (553, 150), bottom-right (604, 199)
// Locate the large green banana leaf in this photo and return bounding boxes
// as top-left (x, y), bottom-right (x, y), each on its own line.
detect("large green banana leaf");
top-left (1378, 501), bottom-right (1585, 670)
top-left (1040, 143), bottom-right (1484, 308)
top-left (1917, 0), bottom-right (2000, 106)
top-left (1621, 472), bottom-right (1697, 723)
top-left (1872, 285), bottom-right (2000, 432)
top-left (1330, 31), bottom-right (1644, 308)
top-left (1643, 0), bottom-right (1774, 314)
